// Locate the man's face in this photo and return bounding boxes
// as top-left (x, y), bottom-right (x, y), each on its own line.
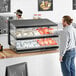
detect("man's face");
top-left (16, 14), bottom-right (20, 18)
top-left (62, 18), bottom-right (66, 27)
top-left (16, 14), bottom-right (18, 17)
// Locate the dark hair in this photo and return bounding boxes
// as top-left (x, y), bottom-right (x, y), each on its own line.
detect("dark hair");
top-left (17, 9), bottom-right (23, 14)
top-left (16, 9), bottom-right (23, 16)
top-left (63, 16), bottom-right (73, 25)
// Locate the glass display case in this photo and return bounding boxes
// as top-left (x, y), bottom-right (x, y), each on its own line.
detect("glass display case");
top-left (8, 19), bottom-right (59, 53)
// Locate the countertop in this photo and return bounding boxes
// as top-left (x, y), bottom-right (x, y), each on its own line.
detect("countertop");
top-left (0, 49), bottom-right (59, 59)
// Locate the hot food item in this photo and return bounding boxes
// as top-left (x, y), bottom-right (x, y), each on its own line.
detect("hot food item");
top-left (44, 38), bottom-right (49, 45)
top-left (36, 28), bottom-right (45, 35)
top-left (43, 27), bottom-right (50, 34)
top-left (36, 38), bottom-right (57, 46)
top-left (36, 39), bottom-right (45, 46)
top-left (16, 31), bottom-right (22, 37)
top-left (49, 28), bottom-right (54, 34)
top-left (23, 32), bottom-right (28, 36)
top-left (48, 38), bottom-right (57, 45)
top-left (23, 31), bottom-right (33, 37)
top-left (36, 27), bottom-right (54, 35)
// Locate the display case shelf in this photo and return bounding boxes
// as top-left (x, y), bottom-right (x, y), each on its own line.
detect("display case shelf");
top-left (11, 45), bottom-right (59, 53)
top-left (16, 35), bottom-right (58, 40)
top-left (10, 32), bottom-right (58, 40)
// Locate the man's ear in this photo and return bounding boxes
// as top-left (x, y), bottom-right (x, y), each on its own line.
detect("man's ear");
top-left (65, 21), bottom-right (67, 24)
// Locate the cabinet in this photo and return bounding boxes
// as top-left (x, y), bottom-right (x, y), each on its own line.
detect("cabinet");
top-left (8, 19), bottom-right (59, 53)
top-left (0, 16), bottom-right (13, 34)
top-left (73, 0), bottom-right (76, 10)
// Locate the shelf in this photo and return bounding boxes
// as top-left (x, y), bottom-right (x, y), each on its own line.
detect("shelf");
top-left (17, 46), bottom-right (59, 53)
top-left (16, 35), bottom-right (58, 40)
top-left (10, 45), bottom-right (59, 53)
top-left (10, 33), bottom-right (58, 40)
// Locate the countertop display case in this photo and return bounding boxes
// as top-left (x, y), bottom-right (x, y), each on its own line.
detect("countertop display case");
top-left (8, 19), bottom-right (59, 53)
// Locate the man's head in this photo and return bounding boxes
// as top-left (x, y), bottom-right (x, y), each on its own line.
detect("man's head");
top-left (15, 9), bottom-right (23, 18)
top-left (62, 15), bottom-right (73, 27)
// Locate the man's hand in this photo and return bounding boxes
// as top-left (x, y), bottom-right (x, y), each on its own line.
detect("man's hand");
top-left (59, 56), bottom-right (63, 62)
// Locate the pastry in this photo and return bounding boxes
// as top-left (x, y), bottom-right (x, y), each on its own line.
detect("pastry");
top-left (16, 31), bottom-right (22, 37)
top-left (44, 38), bottom-right (49, 46)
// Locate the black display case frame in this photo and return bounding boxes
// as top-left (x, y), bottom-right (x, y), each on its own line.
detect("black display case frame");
top-left (8, 19), bottom-right (59, 53)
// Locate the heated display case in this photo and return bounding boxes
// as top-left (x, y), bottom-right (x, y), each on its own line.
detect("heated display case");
top-left (8, 19), bottom-right (59, 53)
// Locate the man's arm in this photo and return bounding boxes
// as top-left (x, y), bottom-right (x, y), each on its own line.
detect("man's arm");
top-left (74, 29), bottom-right (76, 46)
top-left (52, 29), bottom-right (63, 35)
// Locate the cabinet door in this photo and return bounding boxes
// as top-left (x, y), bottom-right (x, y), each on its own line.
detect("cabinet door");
top-left (6, 62), bottom-right (28, 76)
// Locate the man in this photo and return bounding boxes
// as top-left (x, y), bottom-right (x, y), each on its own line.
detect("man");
top-left (14, 9), bottom-right (23, 20)
top-left (55, 16), bottom-right (76, 76)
